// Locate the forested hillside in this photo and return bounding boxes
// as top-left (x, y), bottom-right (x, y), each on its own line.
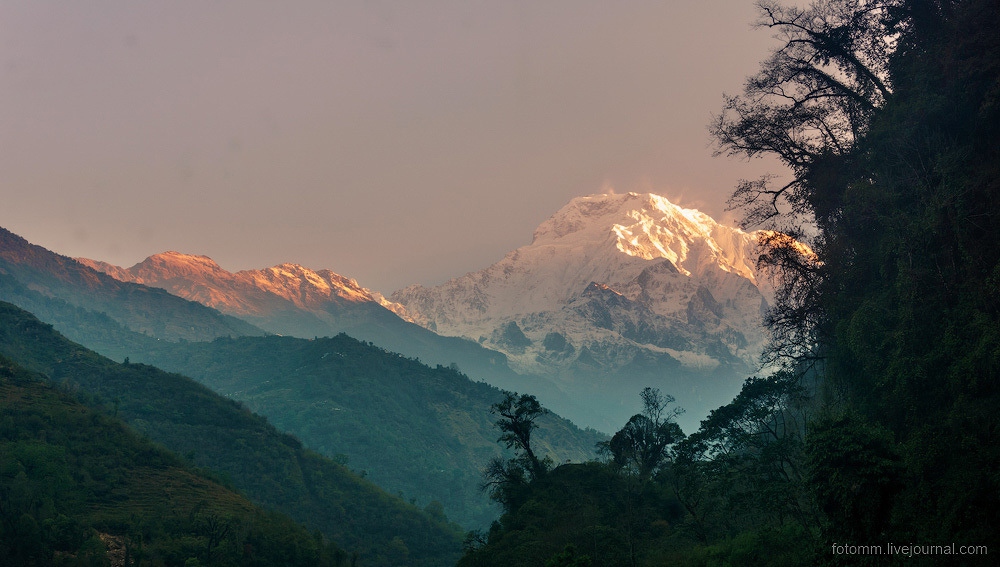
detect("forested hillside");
top-left (0, 301), bottom-right (464, 566)
top-left (0, 271), bottom-right (165, 362)
top-left (0, 355), bottom-right (349, 566)
top-left (460, 0), bottom-right (1000, 565)
top-left (133, 334), bottom-right (605, 529)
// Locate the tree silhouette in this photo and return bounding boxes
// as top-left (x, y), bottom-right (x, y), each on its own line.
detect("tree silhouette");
top-left (481, 391), bottom-right (551, 509)
top-left (602, 388), bottom-right (684, 480)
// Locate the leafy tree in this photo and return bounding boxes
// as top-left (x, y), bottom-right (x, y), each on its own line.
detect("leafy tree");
top-left (684, 372), bottom-right (807, 462)
top-left (668, 371), bottom-right (815, 542)
top-left (711, 0), bottom-right (906, 371)
top-left (545, 544), bottom-right (592, 567)
top-left (492, 391), bottom-right (549, 478)
top-left (599, 388), bottom-right (685, 566)
top-left (805, 413), bottom-right (901, 543)
top-left (482, 392), bottom-right (552, 509)
top-left (601, 388), bottom-right (684, 480)
top-left (461, 462), bottom-right (680, 567)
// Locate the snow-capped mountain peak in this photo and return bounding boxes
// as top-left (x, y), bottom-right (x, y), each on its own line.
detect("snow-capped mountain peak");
top-left (528, 192), bottom-right (760, 283)
top-left (606, 193), bottom-right (758, 281)
top-left (246, 262), bottom-right (371, 306)
top-left (392, 191), bottom-right (774, 376)
top-left (394, 192), bottom-right (765, 325)
top-left (388, 190), bottom-right (790, 430)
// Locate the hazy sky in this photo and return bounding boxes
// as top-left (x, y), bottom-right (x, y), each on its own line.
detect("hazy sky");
top-left (2, 0), bottom-right (787, 293)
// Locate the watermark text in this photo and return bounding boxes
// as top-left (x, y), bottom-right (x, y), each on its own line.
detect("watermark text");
top-left (831, 543), bottom-right (987, 558)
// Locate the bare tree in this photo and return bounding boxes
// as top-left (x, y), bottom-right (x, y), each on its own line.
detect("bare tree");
top-left (712, 0), bottom-right (900, 229)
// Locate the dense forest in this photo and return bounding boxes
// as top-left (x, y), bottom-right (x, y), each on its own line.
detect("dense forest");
top-left (460, 0), bottom-right (999, 565)
top-left (0, 302), bottom-right (464, 566)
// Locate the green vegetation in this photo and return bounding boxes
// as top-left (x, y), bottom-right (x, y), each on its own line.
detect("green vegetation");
top-left (711, 0), bottom-right (1000, 554)
top-left (0, 271), bottom-right (165, 362)
top-left (129, 334), bottom-right (605, 529)
top-left (0, 301), bottom-right (463, 565)
top-left (462, 461), bottom-right (683, 567)
top-left (461, 0), bottom-right (1000, 564)
top-left (460, 383), bottom-right (820, 566)
top-left (0, 232), bottom-right (604, 531)
top-left (0, 355), bottom-right (347, 566)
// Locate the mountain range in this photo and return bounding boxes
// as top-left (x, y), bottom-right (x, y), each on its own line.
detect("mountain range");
top-left (76, 252), bottom-right (412, 323)
top-left (0, 226), bottom-right (262, 345)
top-left (0, 223), bottom-right (603, 531)
top-left (0, 300), bottom-right (463, 565)
top-left (75, 250), bottom-right (565, 413)
top-left (77, 192), bottom-right (777, 431)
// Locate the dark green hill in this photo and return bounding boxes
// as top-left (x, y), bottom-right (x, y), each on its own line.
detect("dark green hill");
top-left (0, 226), bottom-right (263, 349)
top-left (458, 462), bottom-right (683, 567)
top-left (0, 301), bottom-right (463, 566)
top-left (241, 296), bottom-right (576, 421)
top-left (0, 355), bottom-right (348, 566)
top-left (130, 334), bottom-right (606, 529)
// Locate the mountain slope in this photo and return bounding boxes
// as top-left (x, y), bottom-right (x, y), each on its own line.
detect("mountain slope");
top-left (132, 333), bottom-right (606, 529)
top-left (392, 192), bottom-right (777, 431)
top-left (0, 228), bottom-right (600, 530)
top-left (0, 227), bottom-right (263, 353)
top-left (0, 301), bottom-right (463, 566)
top-left (0, 355), bottom-right (349, 566)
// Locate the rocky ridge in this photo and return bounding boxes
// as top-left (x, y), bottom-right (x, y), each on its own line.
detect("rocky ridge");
top-left (76, 252), bottom-right (411, 321)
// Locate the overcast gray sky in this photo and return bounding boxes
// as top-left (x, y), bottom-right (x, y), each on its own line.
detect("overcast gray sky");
top-left (1, 0), bottom-right (787, 293)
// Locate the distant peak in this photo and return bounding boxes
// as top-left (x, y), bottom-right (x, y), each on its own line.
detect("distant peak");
top-left (152, 251), bottom-right (212, 260)
top-left (137, 251), bottom-right (223, 270)
top-left (532, 191), bottom-right (729, 243)
top-left (519, 190), bottom-right (763, 285)
top-left (271, 262), bottom-right (307, 271)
